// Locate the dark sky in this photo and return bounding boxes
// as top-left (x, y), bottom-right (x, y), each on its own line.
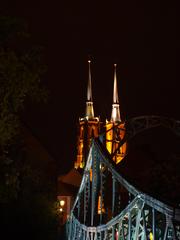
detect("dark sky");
top-left (1, 1), bottom-right (178, 173)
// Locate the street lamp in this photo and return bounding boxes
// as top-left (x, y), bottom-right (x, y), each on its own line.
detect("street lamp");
top-left (60, 200), bottom-right (65, 207)
top-left (59, 200), bottom-right (65, 225)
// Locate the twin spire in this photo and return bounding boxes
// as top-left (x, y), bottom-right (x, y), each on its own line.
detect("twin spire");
top-left (87, 60), bottom-right (93, 102)
top-left (85, 60), bottom-right (94, 119)
top-left (111, 64), bottom-right (121, 122)
top-left (85, 61), bottom-right (121, 122)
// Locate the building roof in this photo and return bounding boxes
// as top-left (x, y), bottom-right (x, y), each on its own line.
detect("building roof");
top-left (57, 168), bottom-right (82, 196)
top-left (58, 168), bottom-right (82, 187)
top-left (57, 181), bottom-right (79, 196)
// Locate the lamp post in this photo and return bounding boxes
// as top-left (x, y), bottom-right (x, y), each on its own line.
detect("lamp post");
top-left (59, 199), bottom-right (66, 225)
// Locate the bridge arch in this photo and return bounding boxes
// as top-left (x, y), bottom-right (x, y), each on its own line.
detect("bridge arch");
top-left (66, 116), bottom-right (180, 240)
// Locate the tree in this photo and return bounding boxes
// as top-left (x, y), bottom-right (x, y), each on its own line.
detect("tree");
top-left (0, 16), bottom-right (47, 148)
top-left (0, 15), bottom-right (48, 196)
top-left (0, 16), bottom-right (58, 239)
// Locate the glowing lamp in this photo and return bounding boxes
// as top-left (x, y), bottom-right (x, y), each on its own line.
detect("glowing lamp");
top-left (150, 232), bottom-right (153, 240)
top-left (60, 200), bottom-right (65, 207)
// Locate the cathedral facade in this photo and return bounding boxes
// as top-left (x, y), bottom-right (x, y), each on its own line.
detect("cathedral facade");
top-left (74, 61), bottom-right (127, 169)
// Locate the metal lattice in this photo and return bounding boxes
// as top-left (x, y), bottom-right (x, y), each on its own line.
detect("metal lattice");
top-left (66, 116), bottom-right (180, 240)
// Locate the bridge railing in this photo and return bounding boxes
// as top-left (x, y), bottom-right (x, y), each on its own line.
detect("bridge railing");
top-left (66, 116), bottom-right (180, 239)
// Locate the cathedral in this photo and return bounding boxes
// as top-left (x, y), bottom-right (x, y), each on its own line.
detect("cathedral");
top-left (58, 61), bottom-right (180, 233)
top-left (74, 61), bottom-right (127, 169)
top-left (58, 60), bottom-right (127, 224)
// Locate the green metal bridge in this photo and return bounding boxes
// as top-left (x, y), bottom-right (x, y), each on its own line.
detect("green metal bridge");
top-left (66, 116), bottom-right (180, 239)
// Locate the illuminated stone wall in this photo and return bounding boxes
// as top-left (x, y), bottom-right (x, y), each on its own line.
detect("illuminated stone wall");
top-left (75, 118), bottom-right (127, 169)
top-left (74, 118), bottom-right (100, 169)
top-left (106, 121), bottom-right (127, 164)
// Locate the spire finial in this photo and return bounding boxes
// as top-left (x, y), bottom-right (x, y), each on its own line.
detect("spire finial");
top-left (111, 63), bottom-right (121, 122)
top-left (87, 59), bottom-right (92, 102)
top-left (85, 59), bottom-right (94, 118)
top-left (113, 63), bottom-right (119, 104)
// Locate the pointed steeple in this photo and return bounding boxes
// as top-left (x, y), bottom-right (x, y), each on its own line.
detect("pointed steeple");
top-left (85, 60), bottom-right (94, 119)
top-left (113, 64), bottom-right (119, 104)
top-left (111, 64), bottom-right (121, 122)
top-left (87, 60), bottom-right (93, 101)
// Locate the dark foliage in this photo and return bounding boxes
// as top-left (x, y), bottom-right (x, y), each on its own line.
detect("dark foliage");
top-left (0, 16), bottom-right (58, 239)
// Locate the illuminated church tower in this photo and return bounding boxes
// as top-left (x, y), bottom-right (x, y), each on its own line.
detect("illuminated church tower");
top-left (74, 60), bottom-right (101, 169)
top-left (106, 64), bottom-right (127, 164)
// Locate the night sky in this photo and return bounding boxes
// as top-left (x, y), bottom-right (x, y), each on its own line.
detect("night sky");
top-left (1, 1), bottom-right (178, 173)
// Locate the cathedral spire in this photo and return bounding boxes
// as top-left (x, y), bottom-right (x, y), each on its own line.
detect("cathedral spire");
top-left (87, 60), bottom-right (93, 101)
top-left (85, 60), bottom-right (94, 119)
top-left (111, 64), bottom-right (121, 122)
top-left (113, 64), bottom-right (119, 104)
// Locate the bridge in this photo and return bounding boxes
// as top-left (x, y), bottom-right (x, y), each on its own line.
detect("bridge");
top-left (65, 116), bottom-right (180, 239)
